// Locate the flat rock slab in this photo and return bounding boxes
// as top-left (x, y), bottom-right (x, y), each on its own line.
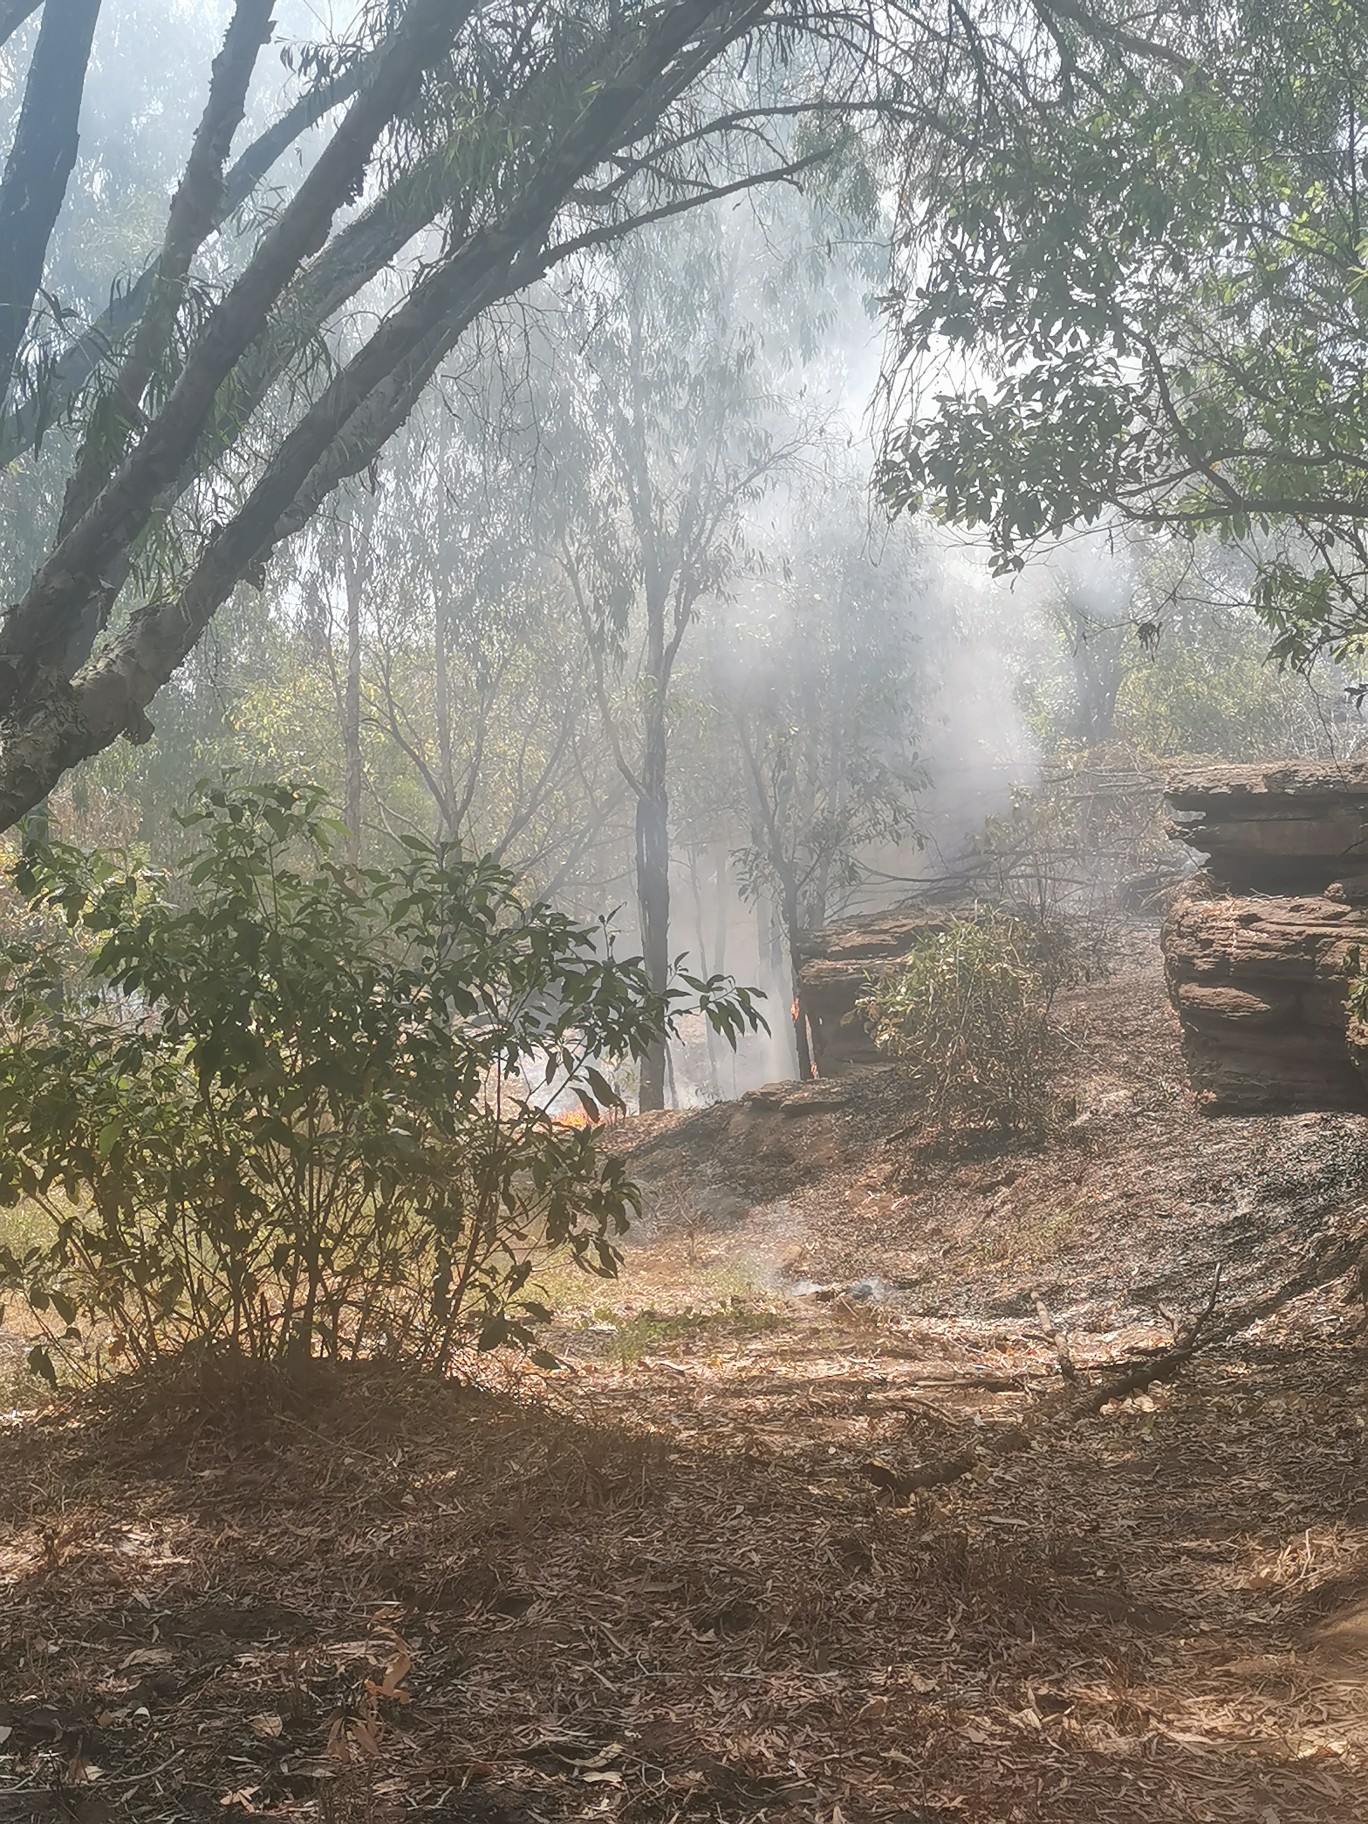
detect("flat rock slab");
top-left (1166, 760), bottom-right (1368, 806)
top-left (1166, 762), bottom-right (1368, 890)
top-left (797, 903), bottom-right (963, 965)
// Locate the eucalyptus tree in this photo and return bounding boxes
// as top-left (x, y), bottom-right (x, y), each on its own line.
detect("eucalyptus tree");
top-left (0, 0), bottom-right (922, 831)
top-left (878, 0), bottom-right (1368, 671)
top-left (341, 394), bottom-right (635, 899)
top-left (0, 0), bottom-right (1160, 838)
top-left (549, 205), bottom-right (828, 1106)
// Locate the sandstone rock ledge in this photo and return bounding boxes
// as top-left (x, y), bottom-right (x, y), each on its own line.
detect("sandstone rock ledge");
top-left (796, 904), bottom-right (961, 1074)
top-left (1166, 760), bottom-right (1368, 890)
top-left (1162, 761), bottom-right (1368, 1112)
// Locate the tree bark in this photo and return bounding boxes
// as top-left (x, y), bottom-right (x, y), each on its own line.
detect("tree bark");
top-left (340, 521), bottom-right (365, 868)
top-left (635, 699), bottom-right (671, 1110)
top-left (0, 0), bottom-right (102, 401)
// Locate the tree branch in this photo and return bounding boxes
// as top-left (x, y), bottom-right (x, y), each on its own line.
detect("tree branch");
top-left (0, 54), bottom-right (370, 469)
top-left (0, 0), bottom-right (819, 822)
top-left (0, 0), bottom-right (102, 402)
top-left (58, 0), bottom-right (278, 546)
top-left (0, 0), bottom-right (470, 709)
top-left (0, 0), bottom-right (41, 52)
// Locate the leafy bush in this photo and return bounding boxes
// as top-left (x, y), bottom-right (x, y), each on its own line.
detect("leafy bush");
top-left (858, 912), bottom-right (1058, 1141)
top-left (0, 782), bottom-right (760, 1382)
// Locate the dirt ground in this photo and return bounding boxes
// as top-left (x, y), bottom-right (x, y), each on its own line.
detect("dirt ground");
top-left (1, 946), bottom-right (1366, 1822)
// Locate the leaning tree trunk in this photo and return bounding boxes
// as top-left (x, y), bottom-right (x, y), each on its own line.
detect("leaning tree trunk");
top-left (635, 706), bottom-right (671, 1111)
top-left (0, 0), bottom-right (102, 404)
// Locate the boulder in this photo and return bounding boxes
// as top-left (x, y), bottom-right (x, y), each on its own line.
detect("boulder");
top-left (1162, 887), bottom-right (1368, 1111)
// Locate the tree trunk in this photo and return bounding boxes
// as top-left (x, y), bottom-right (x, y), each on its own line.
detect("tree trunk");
top-left (789, 946), bottom-right (812, 1081)
top-left (712, 846), bottom-right (736, 1097)
top-left (340, 526), bottom-right (364, 868)
top-left (1060, 591), bottom-right (1127, 747)
top-left (686, 846), bottom-right (726, 1100)
top-left (433, 591), bottom-right (458, 840)
top-left (784, 881), bottom-right (812, 1080)
top-left (635, 704), bottom-right (670, 1111)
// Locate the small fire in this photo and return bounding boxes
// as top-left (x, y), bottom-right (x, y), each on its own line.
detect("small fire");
top-left (790, 999), bottom-right (801, 1023)
top-left (553, 1107), bottom-right (600, 1129)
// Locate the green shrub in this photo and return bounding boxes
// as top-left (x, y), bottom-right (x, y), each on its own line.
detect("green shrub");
top-left (857, 911), bottom-right (1058, 1141)
top-left (0, 782), bottom-right (760, 1382)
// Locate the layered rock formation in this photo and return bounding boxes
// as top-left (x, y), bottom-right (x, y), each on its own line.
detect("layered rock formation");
top-left (797, 904), bottom-right (956, 1073)
top-left (1162, 762), bottom-right (1368, 1112)
top-left (1167, 762), bottom-right (1368, 889)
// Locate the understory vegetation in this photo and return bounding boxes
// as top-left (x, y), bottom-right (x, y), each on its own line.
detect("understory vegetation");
top-left (859, 912), bottom-right (1060, 1141)
top-left (0, 781), bottom-right (757, 1381)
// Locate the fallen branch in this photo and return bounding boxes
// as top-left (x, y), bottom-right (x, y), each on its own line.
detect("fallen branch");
top-left (866, 1373), bottom-right (1031, 1395)
top-left (1071, 1263), bottom-right (1223, 1417)
top-left (863, 1229), bottom-right (1365, 1504)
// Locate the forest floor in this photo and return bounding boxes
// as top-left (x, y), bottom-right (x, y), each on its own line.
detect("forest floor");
top-left (1, 942), bottom-right (1367, 1823)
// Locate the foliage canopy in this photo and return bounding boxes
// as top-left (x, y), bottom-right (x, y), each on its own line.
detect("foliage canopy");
top-left (879, 0), bottom-right (1368, 666)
